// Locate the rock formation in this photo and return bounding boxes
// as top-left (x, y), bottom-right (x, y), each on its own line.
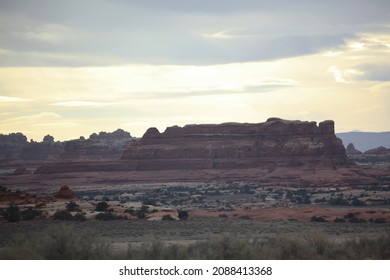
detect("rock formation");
top-left (347, 145), bottom-right (390, 167)
top-left (55, 186), bottom-right (75, 199)
top-left (121, 118), bottom-right (347, 170)
top-left (34, 119), bottom-right (348, 176)
top-left (60, 129), bottom-right (134, 161)
top-left (0, 129), bottom-right (133, 162)
top-left (346, 143), bottom-right (362, 155)
top-left (364, 146), bottom-right (390, 155)
top-left (0, 133), bottom-right (28, 162)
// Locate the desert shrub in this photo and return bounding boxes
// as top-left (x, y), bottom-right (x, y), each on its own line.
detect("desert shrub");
top-left (219, 214), bottom-right (228, 218)
top-left (95, 212), bottom-right (119, 221)
top-left (124, 207), bottom-right (148, 219)
top-left (348, 217), bottom-right (366, 223)
top-left (341, 235), bottom-right (390, 259)
top-left (334, 217), bottom-right (346, 223)
top-left (310, 215), bottom-right (327, 222)
top-left (120, 233), bottom-right (390, 260)
top-left (124, 208), bottom-right (135, 215)
top-left (374, 218), bottom-right (386, 223)
top-left (73, 213), bottom-right (86, 221)
top-left (20, 207), bottom-right (41, 220)
top-left (137, 211), bottom-right (146, 219)
top-left (95, 201), bottom-right (109, 212)
top-left (0, 185), bottom-right (7, 192)
top-left (178, 210), bottom-right (189, 220)
top-left (140, 205), bottom-right (149, 213)
top-left (329, 197), bottom-right (349, 206)
top-left (53, 210), bottom-right (74, 221)
top-left (239, 215), bottom-right (252, 220)
top-left (350, 197), bottom-right (365, 206)
top-left (0, 224), bottom-right (109, 259)
top-left (344, 212), bottom-right (356, 219)
top-left (4, 205), bottom-right (20, 222)
top-left (162, 214), bottom-right (175, 221)
top-left (66, 201), bottom-right (80, 212)
top-left (314, 198), bottom-right (326, 203)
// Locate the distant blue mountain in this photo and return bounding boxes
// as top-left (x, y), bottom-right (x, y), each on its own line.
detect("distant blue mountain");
top-left (336, 132), bottom-right (390, 152)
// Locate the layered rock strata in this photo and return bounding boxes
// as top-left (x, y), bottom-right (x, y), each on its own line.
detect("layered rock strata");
top-left (35, 118), bottom-right (347, 176)
top-left (120, 118), bottom-right (347, 170)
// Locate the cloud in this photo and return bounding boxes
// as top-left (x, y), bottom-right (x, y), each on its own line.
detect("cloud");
top-left (32, 122), bottom-right (79, 127)
top-left (0, 0), bottom-right (388, 66)
top-left (328, 66), bottom-right (348, 83)
top-left (0, 95), bottom-right (29, 102)
top-left (2, 112), bottom-right (62, 123)
top-left (50, 101), bottom-right (118, 107)
top-left (202, 28), bottom-right (249, 39)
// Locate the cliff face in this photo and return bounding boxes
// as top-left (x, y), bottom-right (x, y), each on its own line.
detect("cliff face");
top-left (60, 129), bottom-right (134, 160)
top-left (0, 129), bottom-right (133, 162)
top-left (121, 118), bottom-right (347, 170)
top-left (0, 133), bottom-right (28, 161)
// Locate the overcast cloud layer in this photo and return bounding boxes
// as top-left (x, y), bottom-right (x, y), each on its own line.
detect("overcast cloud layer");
top-left (0, 0), bottom-right (389, 65)
top-left (0, 0), bottom-right (389, 140)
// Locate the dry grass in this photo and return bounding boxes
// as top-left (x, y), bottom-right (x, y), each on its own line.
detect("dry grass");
top-left (1, 223), bottom-right (389, 260)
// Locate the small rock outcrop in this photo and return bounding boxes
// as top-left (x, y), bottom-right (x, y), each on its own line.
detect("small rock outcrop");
top-left (346, 143), bottom-right (362, 155)
top-left (55, 186), bottom-right (75, 199)
top-left (364, 146), bottom-right (390, 155)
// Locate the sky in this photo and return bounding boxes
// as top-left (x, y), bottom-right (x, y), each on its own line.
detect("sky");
top-left (0, 0), bottom-right (389, 141)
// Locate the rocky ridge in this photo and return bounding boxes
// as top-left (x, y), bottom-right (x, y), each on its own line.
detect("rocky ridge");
top-left (121, 118), bottom-right (347, 170)
top-left (34, 118), bottom-right (348, 179)
top-left (0, 129), bottom-right (134, 162)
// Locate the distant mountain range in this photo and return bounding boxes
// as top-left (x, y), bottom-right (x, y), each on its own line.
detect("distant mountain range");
top-left (336, 132), bottom-right (390, 152)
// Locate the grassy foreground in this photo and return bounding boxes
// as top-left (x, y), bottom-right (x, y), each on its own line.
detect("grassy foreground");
top-left (1, 224), bottom-right (389, 260)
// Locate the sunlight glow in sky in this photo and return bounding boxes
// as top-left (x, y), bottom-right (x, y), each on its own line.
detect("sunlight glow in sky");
top-left (0, 0), bottom-right (389, 140)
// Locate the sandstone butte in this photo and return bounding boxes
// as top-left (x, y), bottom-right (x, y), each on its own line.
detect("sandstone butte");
top-left (34, 118), bottom-right (348, 176)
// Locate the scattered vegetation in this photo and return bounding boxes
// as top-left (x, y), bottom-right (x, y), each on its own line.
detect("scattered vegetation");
top-left (178, 210), bottom-right (189, 220)
top-left (53, 210), bottom-right (85, 221)
top-left (1, 224), bottom-right (389, 260)
top-left (53, 210), bottom-right (76, 221)
top-left (310, 215), bottom-right (328, 222)
top-left (95, 212), bottom-right (124, 221)
top-left (95, 201), bottom-right (109, 212)
top-left (20, 207), bottom-right (41, 221)
top-left (4, 205), bottom-right (20, 222)
top-left (66, 201), bottom-right (80, 212)
top-left (0, 224), bottom-right (109, 259)
top-left (161, 214), bottom-right (175, 221)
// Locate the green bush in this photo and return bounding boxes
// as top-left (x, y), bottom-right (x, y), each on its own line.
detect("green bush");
top-left (95, 212), bottom-right (122, 221)
top-left (348, 217), bottom-right (366, 223)
top-left (374, 218), bottom-right (386, 223)
top-left (53, 210), bottom-right (74, 221)
top-left (73, 213), bottom-right (86, 221)
top-left (95, 202), bottom-right (109, 212)
top-left (178, 210), bottom-right (189, 220)
top-left (5, 205), bottom-right (20, 222)
top-left (162, 214), bottom-right (175, 221)
top-left (310, 215), bottom-right (327, 222)
top-left (66, 201), bottom-right (80, 212)
top-left (21, 207), bottom-right (41, 220)
top-left (334, 217), bottom-right (346, 223)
